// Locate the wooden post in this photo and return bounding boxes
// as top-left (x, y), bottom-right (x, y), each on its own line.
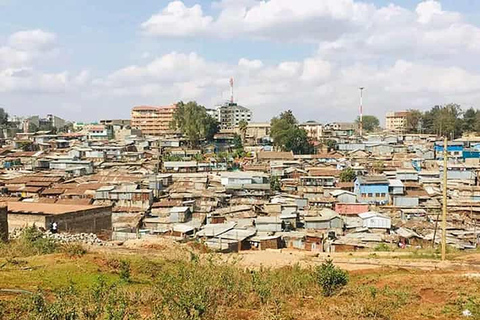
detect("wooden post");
top-left (441, 136), bottom-right (448, 261)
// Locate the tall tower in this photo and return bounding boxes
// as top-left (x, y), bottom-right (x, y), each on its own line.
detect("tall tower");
top-left (229, 77), bottom-right (234, 104)
top-left (359, 87), bottom-right (365, 136)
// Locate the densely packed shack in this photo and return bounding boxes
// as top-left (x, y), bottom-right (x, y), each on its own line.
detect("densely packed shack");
top-left (0, 126), bottom-right (479, 252)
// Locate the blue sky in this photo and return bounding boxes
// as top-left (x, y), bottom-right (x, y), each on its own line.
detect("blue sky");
top-left (1, 0), bottom-right (480, 123)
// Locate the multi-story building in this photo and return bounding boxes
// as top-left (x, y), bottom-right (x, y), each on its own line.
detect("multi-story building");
top-left (84, 124), bottom-right (113, 141)
top-left (100, 119), bottom-right (131, 127)
top-left (385, 111), bottom-right (409, 132)
top-left (299, 121), bottom-right (323, 140)
top-left (131, 105), bottom-right (176, 136)
top-left (208, 102), bottom-right (252, 129)
top-left (241, 122), bottom-right (271, 145)
top-left (323, 122), bottom-right (356, 137)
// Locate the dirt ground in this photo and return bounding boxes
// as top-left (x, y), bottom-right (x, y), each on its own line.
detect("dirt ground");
top-left (97, 238), bottom-right (480, 272)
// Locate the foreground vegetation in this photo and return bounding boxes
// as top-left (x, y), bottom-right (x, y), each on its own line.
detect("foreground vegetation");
top-left (1, 229), bottom-right (480, 319)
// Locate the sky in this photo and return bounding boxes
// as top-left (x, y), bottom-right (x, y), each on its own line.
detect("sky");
top-left (1, 0), bottom-right (480, 124)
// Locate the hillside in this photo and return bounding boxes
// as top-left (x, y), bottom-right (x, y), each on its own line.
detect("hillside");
top-left (1, 230), bottom-right (480, 319)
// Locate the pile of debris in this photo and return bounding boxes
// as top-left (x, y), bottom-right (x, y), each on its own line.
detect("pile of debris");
top-left (46, 232), bottom-right (106, 246)
top-left (9, 228), bottom-right (106, 246)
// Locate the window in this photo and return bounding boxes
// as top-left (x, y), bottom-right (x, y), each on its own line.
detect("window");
top-left (368, 193), bottom-right (373, 197)
top-left (361, 193), bottom-right (367, 198)
top-left (380, 193), bottom-right (386, 197)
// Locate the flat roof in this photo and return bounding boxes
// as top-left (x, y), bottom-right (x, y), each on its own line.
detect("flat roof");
top-left (7, 202), bottom-right (109, 215)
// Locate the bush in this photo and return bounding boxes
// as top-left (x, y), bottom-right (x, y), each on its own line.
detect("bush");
top-left (0, 227), bottom-right (58, 257)
top-left (61, 243), bottom-right (87, 258)
top-left (19, 278), bottom-right (140, 320)
top-left (119, 260), bottom-right (131, 283)
top-left (316, 260), bottom-right (349, 297)
top-left (374, 243), bottom-right (392, 252)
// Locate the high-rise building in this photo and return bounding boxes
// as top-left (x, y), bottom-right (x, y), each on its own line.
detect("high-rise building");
top-left (208, 102), bottom-right (252, 130)
top-left (386, 111), bottom-right (409, 132)
top-left (131, 105), bottom-right (176, 136)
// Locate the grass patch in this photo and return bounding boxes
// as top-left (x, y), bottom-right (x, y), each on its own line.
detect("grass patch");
top-left (1, 234), bottom-right (480, 319)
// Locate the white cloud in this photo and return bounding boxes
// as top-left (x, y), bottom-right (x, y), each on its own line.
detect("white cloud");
top-left (141, 1), bottom-right (213, 37)
top-left (90, 50), bottom-right (480, 123)
top-left (5, 1), bottom-right (480, 124)
top-left (416, 0), bottom-right (460, 25)
top-left (0, 30), bottom-right (85, 96)
top-left (143, 0), bottom-right (371, 41)
top-left (142, 0), bottom-right (480, 63)
top-left (238, 58), bottom-right (263, 69)
top-left (8, 29), bottom-right (56, 51)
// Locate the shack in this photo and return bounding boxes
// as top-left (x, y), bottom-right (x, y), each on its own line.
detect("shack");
top-left (7, 202), bottom-right (112, 235)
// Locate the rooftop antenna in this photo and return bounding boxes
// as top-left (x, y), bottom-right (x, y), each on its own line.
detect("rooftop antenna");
top-left (230, 77), bottom-right (234, 104)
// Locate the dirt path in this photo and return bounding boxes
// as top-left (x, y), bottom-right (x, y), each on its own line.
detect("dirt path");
top-left (91, 239), bottom-right (480, 272)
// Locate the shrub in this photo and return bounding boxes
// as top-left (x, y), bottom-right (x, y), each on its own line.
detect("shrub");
top-left (19, 278), bottom-right (140, 320)
top-left (61, 243), bottom-right (87, 258)
top-left (316, 260), bottom-right (349, 297)
top-left (374, 243), bottom-right (392, 252)
top-left (5, 227), bottom-right (59, 257)
top-left (119, 260), bottom-right (131, 283)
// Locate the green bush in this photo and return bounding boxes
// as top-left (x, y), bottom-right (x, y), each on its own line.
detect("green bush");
top-left (61, 243), bottom-right (87, 258)
top-left (316, 260), bottom-right (349, 297)
top-left (19, 278), bottom-right (139, 320)
top-left (0, 227), bottom-right (58, 257)
top-left (119, 260), bottom-right (131, 283)
top-left (374, 243), bottom-right (392, 252)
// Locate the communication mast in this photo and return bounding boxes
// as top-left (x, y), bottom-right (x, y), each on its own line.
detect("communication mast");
top-left (359, 87), bottom-right (365, 136)
top-left (230, 77), bottom-right (234, 104)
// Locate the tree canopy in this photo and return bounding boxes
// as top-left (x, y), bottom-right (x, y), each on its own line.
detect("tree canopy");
top-left (270, 110), bottom-right (314, 155)
top-left (339, 167), bottom-right (356, 182)
top-left (170, 101), bottom-right (219, 146)
top-left (355, 115), bottom-right (379, 132)
top-left (422, 104), bottom-right (463, 138)
top-left (405, 109), bottom-right (423, 133)
top-left (0, 108), bottom-right (8, 126)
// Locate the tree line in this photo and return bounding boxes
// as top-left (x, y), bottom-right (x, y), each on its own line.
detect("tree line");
top-left (404, 103), bottom-right (475, 138)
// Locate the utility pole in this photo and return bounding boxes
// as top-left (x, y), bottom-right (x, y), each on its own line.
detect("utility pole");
top-left (359, 87), bottom-right (364, 137)
top-left (441, 136), bottom-right (448, 261)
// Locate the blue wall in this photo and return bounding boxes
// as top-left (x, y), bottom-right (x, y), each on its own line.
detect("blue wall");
top-left (464, 150), bottom-right (480, 159)
top-left (434, 145), bottom-right (463, 152)
top-left (354, 180), bottom-right (389, 204)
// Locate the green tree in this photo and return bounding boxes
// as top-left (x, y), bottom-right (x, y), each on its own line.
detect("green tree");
top-left (405, 109), bottom-right (423, 133)
top-left (278, 110), bottom-right (297, 126)
top-left (270, 110), bottom-right (314, 154)
top-left (284, 127), bottom-right (314, 154)
top-left (232, 134), bottom-right (243, 150)
top-left (270, 176), bottom-right (281, 192)
top-left (372, 160), bottom-right (384, 174)
top-left (238, 119), bottom-right (248, 143)
top-left (204, 114), bottom-right (220, 141)
top-left (463, 107), bottom-right (477, 133)
top-left (316, 260), bottom-right (349, 297)
top-left (326, 139), bottom-right (337, 152)
top-left (339, 167), bottom-right (356, 182)
top-left (0, 108), bottom-right (8, 126)
top-left (423, 104), bottom-right (463, 138)
top-left (355, 115), bottom-right (379, 132)
top-left (170, 101), bottom-right (220, 146)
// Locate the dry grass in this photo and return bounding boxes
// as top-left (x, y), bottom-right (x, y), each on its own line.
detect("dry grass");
top-left (0, 240), bottom-right (480, 319)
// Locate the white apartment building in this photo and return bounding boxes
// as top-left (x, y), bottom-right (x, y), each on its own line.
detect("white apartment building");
top-left (208, 102), bottom-right (252, 129)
